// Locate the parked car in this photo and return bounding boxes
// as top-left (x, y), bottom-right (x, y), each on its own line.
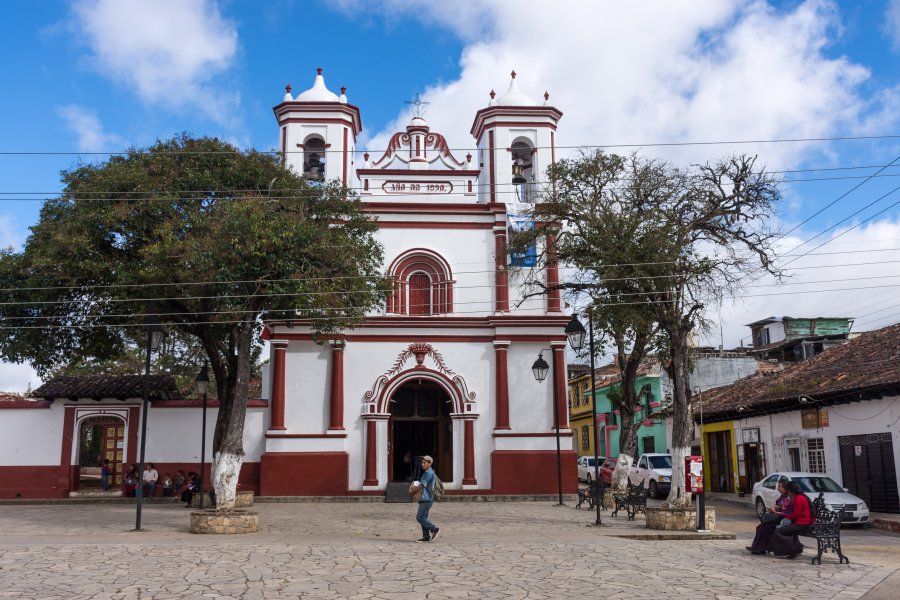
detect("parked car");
top-left (599, 458), bottom-right (617, 486)
top-left (576, 456), bottom-right (606, 484)
top-left (752, 471), bottom-right (870, 525)
top-left (628, 453), bottom-right (672, 499)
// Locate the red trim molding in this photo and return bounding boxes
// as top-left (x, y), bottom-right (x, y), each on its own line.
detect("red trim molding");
top-left (0, 400), bottom-right (52, 409)
top-left (265, 433), bottom-right (348, 439)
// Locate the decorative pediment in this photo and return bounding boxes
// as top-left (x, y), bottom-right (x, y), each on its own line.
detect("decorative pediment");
top-left (363, 342), bottom-right (477, 416)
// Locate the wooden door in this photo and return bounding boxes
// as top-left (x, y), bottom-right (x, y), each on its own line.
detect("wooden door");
top-left (101, 422), bottom-right (126, 485)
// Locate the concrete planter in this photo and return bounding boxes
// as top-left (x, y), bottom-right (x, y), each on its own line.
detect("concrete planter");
top-left (645, 506), bottom-right (716, 531)
top-left (190, 509), bottom-right (259, 534)
top-left (190, 489), bottom-right (254, 509)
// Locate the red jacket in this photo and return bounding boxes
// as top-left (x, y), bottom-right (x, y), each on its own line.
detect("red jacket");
top-left (784, 493), bottom-right (814, 525)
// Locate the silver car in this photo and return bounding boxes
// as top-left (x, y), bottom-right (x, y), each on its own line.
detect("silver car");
top-left (752, 471), bottom-right (870, 525)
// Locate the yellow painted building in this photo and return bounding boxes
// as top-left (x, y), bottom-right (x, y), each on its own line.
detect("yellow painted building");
top-left (567, 367), bottom-right (596, 457)
top-left (699, 421), bottom-right (740, 494)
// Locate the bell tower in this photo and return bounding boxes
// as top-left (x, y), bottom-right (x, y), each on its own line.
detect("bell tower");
top-left (470, 71), bottom-right (563, 205)
top-left (273, 68), bottom-right (362, 186)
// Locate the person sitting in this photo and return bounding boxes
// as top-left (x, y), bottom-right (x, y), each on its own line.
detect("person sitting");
top-left (180, 471), bottom-right (199, 507)
top-left (173, 470), bottom-right (186, 494)
top-left (746, 479), bottom-right (791, 555)
top-left (767, 481), bottom-right (814, 558)
top-left (122, 465), bottom-right (138, 497)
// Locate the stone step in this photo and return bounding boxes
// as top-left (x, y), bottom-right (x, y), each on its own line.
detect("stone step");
top-left (69, 490), bottom-right (123, 498)
top-left (385, 482), bottom-right (412, 503)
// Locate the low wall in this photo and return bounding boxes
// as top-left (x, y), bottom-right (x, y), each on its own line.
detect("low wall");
top-left (645, 506), bottom-right (716, 531)
top-left (190, 509), bottom-right (259, 534)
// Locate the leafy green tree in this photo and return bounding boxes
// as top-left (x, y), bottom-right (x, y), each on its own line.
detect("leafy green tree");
top-left (0, 135), bottom-right (386, 510)
top-left (511, 150), bottom-right (781, 507)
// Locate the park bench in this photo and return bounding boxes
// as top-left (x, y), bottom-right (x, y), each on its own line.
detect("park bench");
top-left (801, 492), bottom-right (849, 565)
top-left (610, 480), bottom-right (646, 521)
top-left (576, 480), bottom-right (606, 511)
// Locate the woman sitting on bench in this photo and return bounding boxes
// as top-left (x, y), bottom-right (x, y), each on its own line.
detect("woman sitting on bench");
top-left (767, 481), bottom-right (814, 559)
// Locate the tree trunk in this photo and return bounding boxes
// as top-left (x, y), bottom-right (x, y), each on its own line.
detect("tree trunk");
top-left (664, 327), bottom-right (693, 509)
top-left (210, 321), bottom-right (254, 512)
top-left (612, 454), bottom-right (632, 489)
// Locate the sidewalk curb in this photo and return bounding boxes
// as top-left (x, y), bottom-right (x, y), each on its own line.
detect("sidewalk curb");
top-left (0, 494), bottom-right (579, 506)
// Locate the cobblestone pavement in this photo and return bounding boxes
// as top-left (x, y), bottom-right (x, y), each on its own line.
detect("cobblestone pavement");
top-left (0, 500), bottom-right (896, 599)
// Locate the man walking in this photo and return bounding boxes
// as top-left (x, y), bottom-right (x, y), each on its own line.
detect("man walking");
top-left (413, 455), bottom-right (440, 542)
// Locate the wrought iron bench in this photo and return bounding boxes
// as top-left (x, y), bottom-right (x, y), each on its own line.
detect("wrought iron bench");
top-left (576, 480), bottom-right (606, 511)
top-left (801, 492), bottom-right (849, 565)
top-left (610, 480), bottom-right (646, 521)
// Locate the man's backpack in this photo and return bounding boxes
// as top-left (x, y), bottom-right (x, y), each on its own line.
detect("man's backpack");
top-left (432, 475), bottom-right (445, 501)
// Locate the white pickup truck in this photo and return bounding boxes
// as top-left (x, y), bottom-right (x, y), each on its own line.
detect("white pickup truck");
top-left (628, 453), bottom-right (673, 499)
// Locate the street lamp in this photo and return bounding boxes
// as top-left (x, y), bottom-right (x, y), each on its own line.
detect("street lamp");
top-left (566, 313), bottom-right (603, 526)
top-left (532, 314), bottom-right (588, 507)
top-left (134, 309), bottom-right (163, 532)
top-left (195, 362), bottom-right (210, 510)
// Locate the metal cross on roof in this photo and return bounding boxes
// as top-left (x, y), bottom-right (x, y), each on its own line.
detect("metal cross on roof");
top-left (405, 93), bottom-right (430, 118)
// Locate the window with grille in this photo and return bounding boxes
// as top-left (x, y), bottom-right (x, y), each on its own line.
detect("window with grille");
top-left (807, 438), bottom-right (826, 473)
top-left (582, 426), bottom-right (590, 451)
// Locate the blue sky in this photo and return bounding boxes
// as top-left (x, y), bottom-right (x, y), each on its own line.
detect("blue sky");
top-left (2, 0), bottom-right (900, 391)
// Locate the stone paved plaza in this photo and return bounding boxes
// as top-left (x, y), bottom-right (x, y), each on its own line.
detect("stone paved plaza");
top-left (0, 500), bottom-right (898, 599)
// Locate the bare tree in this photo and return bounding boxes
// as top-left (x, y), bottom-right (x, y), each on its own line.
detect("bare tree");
top-left (511, 150), bottom-right (782, 507)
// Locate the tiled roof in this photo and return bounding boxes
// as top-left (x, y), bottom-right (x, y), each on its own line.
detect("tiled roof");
top-left (32, 375), bottom-right (183, 401)
top-left (0, 392), bottom-right (24, 402)
top-left (700, 323), bottom-right (900, 422)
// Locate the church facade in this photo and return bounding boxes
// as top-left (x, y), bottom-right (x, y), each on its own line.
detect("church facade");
top-left (0, 69), bottom-right (576, 499)
top-left (261, 69), bottom-right (576, 496)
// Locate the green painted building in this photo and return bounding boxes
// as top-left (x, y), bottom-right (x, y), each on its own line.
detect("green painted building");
top-left (593, 371), bottom-right (668, 459)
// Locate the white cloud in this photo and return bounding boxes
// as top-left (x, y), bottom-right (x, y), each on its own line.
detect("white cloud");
top-left (56, 104), bottom-right (125, 152)
top-left (70, 0), bottom-right (239, 122)
top-left (352, 1), bottom-right (877, 172)
top-left (0, 215), bottom-right (23, 251)
top-left (887, 0), bottom-right (900, 50)
top-left (712, 217), bottom-right (900, 348)
top-left (0, 361), bottom-right (40, 395)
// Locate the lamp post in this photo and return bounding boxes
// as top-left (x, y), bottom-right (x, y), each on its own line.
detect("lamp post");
top-left (195, 362), bottom-right (210, 510)
top-left (695, 385), bottom-right (706, 531)
top-left (565, 313), bottom-right (603, 526)
top-left (134, 310), bottom-right (163, 532)
top-left (531, 315), bottom-right (588, 507)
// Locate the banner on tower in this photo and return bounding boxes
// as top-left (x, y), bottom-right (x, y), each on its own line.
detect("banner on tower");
top-left (507, 204), bottom-right (537, 267)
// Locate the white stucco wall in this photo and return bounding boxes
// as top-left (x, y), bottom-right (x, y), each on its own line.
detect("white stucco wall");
top-left (0, 404), bottom-right (65, 465)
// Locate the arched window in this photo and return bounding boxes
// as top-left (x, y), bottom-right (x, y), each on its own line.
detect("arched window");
top-left (387, 249), bottom-right (453, 315)
top-left (510, 138), bottom-right (535, 203)
top-left (303, 136), bottom-right (326, 181)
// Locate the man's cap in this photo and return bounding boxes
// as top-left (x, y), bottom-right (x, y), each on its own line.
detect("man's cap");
top-left (421, 455), bottom-right (433, 464)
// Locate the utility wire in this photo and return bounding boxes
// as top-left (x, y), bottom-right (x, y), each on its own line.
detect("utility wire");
top-left (3, 132), bottom-right (900, 156)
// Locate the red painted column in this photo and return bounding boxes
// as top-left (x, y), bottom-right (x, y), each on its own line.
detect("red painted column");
top-left (270, 340), bottom-right (288, 430)
top-left (553, 344), bottom-right (568, 429)
top-left (494, 342), bottom-right (510, 430)
top-left (363, 420), bottom-right (378, 486)
top-left (328, 341), bottom-right (345, 430)
top-left (463, 419), bottom-right (477, 485)
top-left (546, 231), bottom-right (561, 312)
top-left (494, 227), bottom-right (509, 312)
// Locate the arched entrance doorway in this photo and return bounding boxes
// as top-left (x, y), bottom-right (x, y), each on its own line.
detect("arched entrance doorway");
top-left (77, 416), bottom-right (125, 490)
top-left (389, 380), bottom-right (453, 483)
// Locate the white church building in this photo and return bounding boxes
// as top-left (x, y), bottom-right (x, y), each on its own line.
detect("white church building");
top-left (0, 69), bottom-right (576, 499)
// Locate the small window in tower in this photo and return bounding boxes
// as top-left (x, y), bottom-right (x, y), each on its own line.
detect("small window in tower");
top-left (510, 140), bottom-right (535, 203)
top-left (303, 137), bottom-right (326, 181)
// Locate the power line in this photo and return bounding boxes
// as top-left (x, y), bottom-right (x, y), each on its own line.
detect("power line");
top-left (3, 132), bottom-right (900, 156)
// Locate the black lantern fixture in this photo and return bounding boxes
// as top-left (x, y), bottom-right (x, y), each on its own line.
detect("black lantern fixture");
top-left (531, 352), bottom-right (549, 383)
top-left (565, 314), bottom-right (586, 351)
top-left (195, 362), bottom-right (210, 510)
top-left (134, 308), bottom-right (164, 532)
